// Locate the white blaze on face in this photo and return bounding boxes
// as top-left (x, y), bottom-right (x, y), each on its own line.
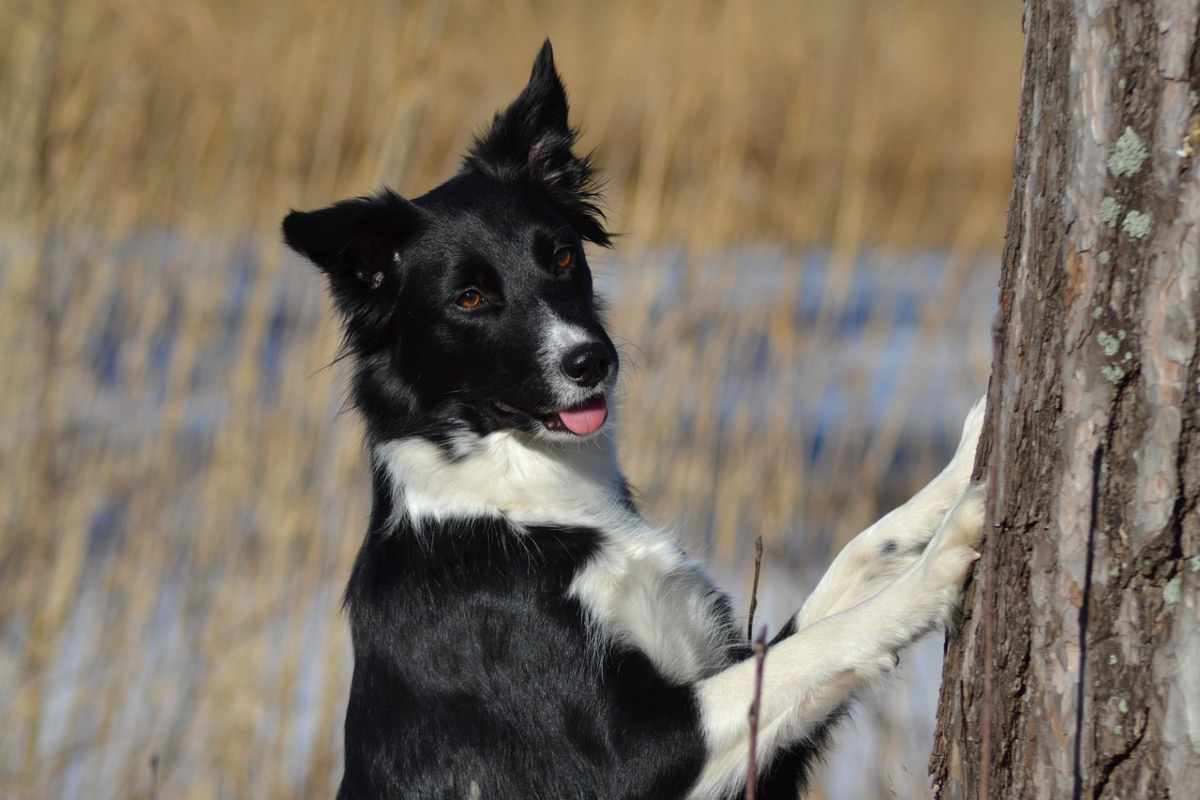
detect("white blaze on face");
top-left (537, 301), bottom-right (597, 404)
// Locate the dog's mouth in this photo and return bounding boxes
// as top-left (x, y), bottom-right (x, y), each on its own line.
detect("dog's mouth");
top-left (541, 394), bottom-right (609, 436)
top-left (495, 394), bottom-right (609, 437)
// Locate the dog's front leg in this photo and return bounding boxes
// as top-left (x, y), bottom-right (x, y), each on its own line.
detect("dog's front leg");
top-left (790, 397), bottom-right (986, 631)
top-left (688, 482), bottom-right (986, 799)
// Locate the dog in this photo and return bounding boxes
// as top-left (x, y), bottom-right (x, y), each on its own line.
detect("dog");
top-left (283, 40), bottom-right (987, 800)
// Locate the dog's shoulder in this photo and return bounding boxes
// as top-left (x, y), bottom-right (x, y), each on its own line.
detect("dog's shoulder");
top-left (568, 514), bottom-right (740, 683)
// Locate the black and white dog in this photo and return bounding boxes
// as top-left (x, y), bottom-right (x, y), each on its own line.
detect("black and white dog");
top-left (283, 41), bottom-right (987, 800)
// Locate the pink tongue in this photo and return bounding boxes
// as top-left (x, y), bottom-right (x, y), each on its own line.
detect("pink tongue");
top-left (557, 397), bottom-right (608, 435)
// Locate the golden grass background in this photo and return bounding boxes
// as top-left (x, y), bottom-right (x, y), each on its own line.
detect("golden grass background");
top-left (1, 1), bottom-right (1019, 797)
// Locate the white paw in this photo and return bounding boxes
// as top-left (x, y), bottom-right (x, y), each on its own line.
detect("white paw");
top-left (858, 481), bottom-right (987, 667)
top-left (942, 395), bottom-right (986, 491)
top-left (858, 396), bottom-right (987, 571)
top-left (917, 481), bottom-right (987, 606)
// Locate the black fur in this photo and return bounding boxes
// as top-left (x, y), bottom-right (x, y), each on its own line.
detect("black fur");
top-left (282, 43), bottom-right (615, 449)
top-left (341, 518), bottom-right (705, 798)
top-left (285, 41), bottom-right (837, 799)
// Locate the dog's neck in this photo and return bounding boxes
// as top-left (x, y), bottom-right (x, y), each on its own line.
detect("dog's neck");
top-left (373, 428), bottom-right (633, 532)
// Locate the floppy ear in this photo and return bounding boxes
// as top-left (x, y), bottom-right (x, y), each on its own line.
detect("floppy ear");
top-left (282, 189), bottom-right (421, 328)
top-left (466, 40), bottom-right (611, 246)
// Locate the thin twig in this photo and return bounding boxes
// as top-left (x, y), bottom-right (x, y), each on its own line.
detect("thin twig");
top-left (745, 624), bottom-right (768, 800)
top-left (149, 754), bottom-right (160, 800)
top-left (746, 536), bottom-right (764, 641)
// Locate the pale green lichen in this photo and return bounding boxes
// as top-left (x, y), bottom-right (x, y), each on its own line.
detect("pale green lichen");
top-left (1093, 307), bottom-right (1103, 319)
top-left (1099, 196), bottom-right (1123, 227)
top-left (1122, 210), bottom-right (1153, 239)
top-left (1118, 330), bottom-right (1126, 340)
top-left (1108, 653), bottom-right (1119, 665)
top-left (1123, 351), bottom-right (1132, 362)
top-left (1101, 364), bottom-right (1126, 384)
top-left (1098, 251), bottom-right (1111, 265)
top-left (1109, 127), bottom-right (1148, 177)
top-left (1164, 575), bottom-right (1182, 605)
top-left (1118, 698), bottom-right (1129, 714)
top-left (1098, 332), bottom-right (1121, 356)
top-left (1190, 555), bottom-right (1200, 573)
top-left (1113, 724), bottom-right (1124, 735)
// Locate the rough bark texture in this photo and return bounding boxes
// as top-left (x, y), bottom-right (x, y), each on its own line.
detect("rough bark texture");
top-left (929, 1), bottom-right (1200, 797)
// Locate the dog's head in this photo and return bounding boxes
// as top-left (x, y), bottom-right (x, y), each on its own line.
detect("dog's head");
top-left (283, 42), bottom-right (618, 448)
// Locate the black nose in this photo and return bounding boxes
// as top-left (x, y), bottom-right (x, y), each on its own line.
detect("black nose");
top-left (561, 343), bottom-right (611, 387)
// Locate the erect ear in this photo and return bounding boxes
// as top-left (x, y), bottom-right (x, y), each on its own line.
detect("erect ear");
top-left (282, 189), bottom-right (421, 324)
top-left (466, 40), bottom-right (611, 247)
top-left (470, 40), bottom-right (570, 170)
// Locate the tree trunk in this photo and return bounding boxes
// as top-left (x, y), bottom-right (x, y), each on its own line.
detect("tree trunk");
top-left (928, 1), bottom-right (1200, 798)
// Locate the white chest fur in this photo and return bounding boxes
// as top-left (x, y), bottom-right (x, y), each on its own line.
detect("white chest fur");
top-left (567, 520), bottom-right (731, 683)
top-left (375, 431), bottom-right (731, 683)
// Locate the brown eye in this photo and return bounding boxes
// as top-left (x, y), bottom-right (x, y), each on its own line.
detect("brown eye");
top-left (554, 247), bottom-right (573, 271)
top-left (455, 289), bottom-right (484, 310)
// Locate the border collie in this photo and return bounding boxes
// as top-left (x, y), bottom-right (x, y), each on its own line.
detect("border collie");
top-left (283, 41), bottom-right (987, 800)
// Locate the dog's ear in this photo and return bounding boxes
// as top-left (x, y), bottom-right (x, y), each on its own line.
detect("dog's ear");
top-left (466, 40), bottom-right (611, 247)
top-left (282, 189), bottom-right (421, 328)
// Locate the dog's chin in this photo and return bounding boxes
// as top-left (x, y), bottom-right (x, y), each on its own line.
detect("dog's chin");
top-left (493, 392), bottom-right (611, 444)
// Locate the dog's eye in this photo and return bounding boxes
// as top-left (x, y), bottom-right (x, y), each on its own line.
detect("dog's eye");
top-left (554, 247), bottom-right (573, 272)
top-left (455, 289), bottom-right (485, 310)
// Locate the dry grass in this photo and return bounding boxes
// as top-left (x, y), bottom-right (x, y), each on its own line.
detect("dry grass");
top-left (1, 0), bottom-right (1017, 246)
top-left (0, 1), bottom-right (1019, 798)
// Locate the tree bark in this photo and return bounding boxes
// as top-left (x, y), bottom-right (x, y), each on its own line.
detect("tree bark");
top-left (929, 1), bottom-right (1200, 798)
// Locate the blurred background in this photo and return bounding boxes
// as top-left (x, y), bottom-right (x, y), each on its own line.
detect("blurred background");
top-left (0, 1), bottom-right (1020, 797)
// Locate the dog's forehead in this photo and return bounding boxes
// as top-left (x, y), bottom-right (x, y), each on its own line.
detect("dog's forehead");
top-left (420, 173), bottom-right (565, 239)
top-left (447, 207), bottom-right (545, 253)
top-left (411, 217), bottom-right (567, 286)
top-left (410, 220), bottom-right (541, 280)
